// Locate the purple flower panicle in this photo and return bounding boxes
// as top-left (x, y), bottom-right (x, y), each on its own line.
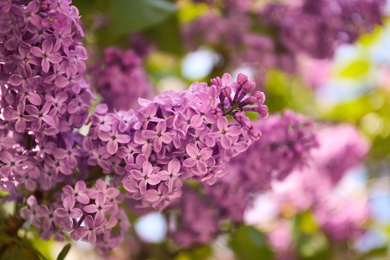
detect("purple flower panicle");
top-left (84, 73), bottom-right (267, 210)
top-left (91, 46), bottom-right (153, 111)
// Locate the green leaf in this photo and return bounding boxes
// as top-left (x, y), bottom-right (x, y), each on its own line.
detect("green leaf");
top-left (30, 234), bottom-right (57, 260)
top-left (71, 0), bottom-right (104, 16)
top-left (358, 25), bottom-right (383, 46)
top-left (0, 235), bottom-right (46, 260)
top-left (175, 245), bottom-right (212, 260)
top-left (56, 243), bottom-right (71, 260)
top-left (357, 246), bottom-right (389, 260)
top-left (143, 13), bottom-right (183, 55)
top-left (338, 59), bottom-right (370, 78)
top-left (96, 0), bottom-right (177, 48)
top-left (297, 211), bottom-right (319, 234)
top-left (246, 111), bottom-right (259, 121)
top-left (292, 212), bottom-right (330, 260)
top-left (177, 1), bottom-right (208, 23)
top-left (264, 69), bottom-right (315, 114)
top-left (228, 225), bottom-right (274, 260)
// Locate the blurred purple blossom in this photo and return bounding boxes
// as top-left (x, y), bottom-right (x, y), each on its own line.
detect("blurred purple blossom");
top-left (184, 0), bottom-right (386, 74)
top-left (91, 46), bottom-right (154, 111)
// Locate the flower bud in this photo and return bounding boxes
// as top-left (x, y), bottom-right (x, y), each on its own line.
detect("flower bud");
top-left (242, 80), bottom-right (256, 93)
top-left (237, 73), bottom-right (248, 86)
top-left (253, 91), bottom-right (265, 103)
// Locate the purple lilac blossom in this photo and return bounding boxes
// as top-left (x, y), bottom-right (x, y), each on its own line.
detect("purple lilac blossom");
top-left (315, 196), bottom-right (369, 242)
top-left (184, 0), bottom-right (385, 73)
top-left (90, 46), bottom-right (153, 111)
top-left (0, 0), bottom-right (128, 254)
top-left (310, 124), bottom-right (370, 184)
top-left (204, 111), bottom-right (317, 222)
top-left (269, 0), bottom-right (386, 60)
top-left (0, 0), bottom-right (93, 195)
top-left (265, 124), bottom-right (370, 248)
top-left (169, 186), bottom-right (218, 248)
top-left (83, 72), bottom-right (268, 211)
top-left (272, 124), bottom-right (369, 210)
top-left (0, 1), bottom-right (269, 253)
top-left (168, 111), bottom-right (317, 247)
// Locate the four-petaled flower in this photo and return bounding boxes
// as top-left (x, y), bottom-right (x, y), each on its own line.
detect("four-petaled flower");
top-left (54, 196), bottom-right (83, 231)
top-left (183, 143), bottom-right (213, 175)
top-left (31, 40), bottom-right (62, 72)
top-left (130, 161), bottom-right (162, 194)
top-left (63, 180), bottom-right (90, 204)
top-left (143, 120), bottom-right (172, 152)
top-left (159, 159), bottom-right (181, 192)
top-left (73, 215), bottom-right (104, 245)
top-left (210, 117), bottom-right (242, 149)
top-left (98, 126), bottom-right (131, 155)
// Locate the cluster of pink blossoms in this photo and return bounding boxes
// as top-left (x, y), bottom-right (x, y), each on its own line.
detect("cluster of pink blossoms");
top-left (184, 0), bottom-right (386, 72)
top-left (0, 0), bottom-right (92, 194)
top-left (204, 110), bottom-right (318, 221)
top-left (266, 124), bottom-right (370, 258)
top-left (90, 46), bottom-right (153, 111)
top-left (84, 73), bottom-right (268, 211)
top-left (169, 111), bottom-right (317, 247)
top-left (0, 0), bottom-right (130, 253)
top-left (170, 187), bottom-right (219, 248)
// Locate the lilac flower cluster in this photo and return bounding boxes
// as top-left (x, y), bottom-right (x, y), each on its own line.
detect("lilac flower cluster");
top-left (262, 0), bottom-right (385, 60)
top-left (184, 0), bottom-right (385, 72)
top-left (0, 0), bottom-right (129, 253)
top-left (83, 73), bottom-right (268, 210)
top-left (90, 46), bottom-right (153, 111)
top-left (203, 110), bottom-right (317, 222)
top-left (315, 196), bottom-right (369, 242)
top-left (271, 124), bottom-right (369, 212)
top-left (272, 124), bottom-right (369, 211)
top-left (266, 124), bottom-right (370, 250)
top-left (0, 2), bottom-right (267, 250)
top-left (310, 124), bottom-right (370, 184)
top-left (0, 0), bottom-right (93, 194)
top-left (20, 179), bottom-right (130, 253)
top-left (169, 111), bottom-right (317, 246)
top-left (169, 186), bottom-right (218, 248)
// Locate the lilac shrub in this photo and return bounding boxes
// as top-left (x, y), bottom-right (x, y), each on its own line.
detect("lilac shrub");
top-left (91, 46), bottom-right (154, 111)
top-left (83, 73), bottom-right (268, 211)
top-left (0, 0), bottom-right (378, 257)
top-left (0, 4), bottom-right (268, 250)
